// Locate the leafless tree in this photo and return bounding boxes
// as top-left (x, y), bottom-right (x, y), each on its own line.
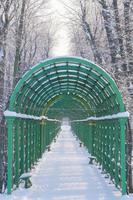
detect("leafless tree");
top-left (0, 0), bottom-right (57, 192)
top-left (62, 0), bottom-right (104, 65)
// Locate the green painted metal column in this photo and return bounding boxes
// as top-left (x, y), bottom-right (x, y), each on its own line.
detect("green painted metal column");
top-left (115, 121), bottom-right (119, 188)
top-left (25, 121), bottom-right (29, 172)
top-left (120, 118), bottom-right (127, 195)
top-left (20, 120), bottom-right (24, 174)
top-left (6, 116), bottom-right (15, 194)
top-left (14, 119), bottom-right (19, 187)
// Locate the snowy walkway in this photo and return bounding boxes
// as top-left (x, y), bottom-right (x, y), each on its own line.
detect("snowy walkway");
top-left (1, 126), bottom-right (133, 200)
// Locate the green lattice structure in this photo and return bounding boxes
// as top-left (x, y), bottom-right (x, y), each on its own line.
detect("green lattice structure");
top-left (5, 57), bottom-right (128, 194)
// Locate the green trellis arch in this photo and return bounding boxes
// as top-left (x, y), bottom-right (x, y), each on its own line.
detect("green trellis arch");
top-left (5, 57), bottom-right (128, 194)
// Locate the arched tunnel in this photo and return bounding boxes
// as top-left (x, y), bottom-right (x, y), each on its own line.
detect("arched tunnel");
top-left (4, 57), bottom-right (129, 194)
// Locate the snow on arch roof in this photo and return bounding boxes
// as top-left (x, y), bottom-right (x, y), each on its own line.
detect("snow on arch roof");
top-left (8, 56), bottom-right (125, 117)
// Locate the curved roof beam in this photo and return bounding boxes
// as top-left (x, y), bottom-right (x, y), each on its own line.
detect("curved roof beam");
top-left (8, 57), bottom-right (125, 117)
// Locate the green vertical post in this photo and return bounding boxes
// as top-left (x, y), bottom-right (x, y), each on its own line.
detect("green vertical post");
top-left (20, 121), bottom-right (24, 174)
top-left (43, 122), bottom-right (46, 151)
top-left (6, 116), bottom-right (15, 194)
top-left (32, 121), bottom-right (35, 164)
top-left (36, 121), bottom-right (38, 159)
top-left (115, 121), bottom-right (119, 187)
top-left (35, 122), bottom-right (37, 161)
top-left (40, 122), bottom-right (43, 156)
top-left (109, 124), bottom-right (113, 179)
top-left (120, 118), bottom-right (127, 195)
top-left (25, 121), bottom-right (29, 172)
top-left (91, 125), bottom-right (94, 156)
top-left (29, 120), bottom-right (32, 169)
top-left (14, 119), bottom-right (19, 187)
top-left (38, 122), bottom-right (40, 157)
top-left (99, 123), bottom-right (102, 166)
top-left (30, 121), bottom-right (33, 166)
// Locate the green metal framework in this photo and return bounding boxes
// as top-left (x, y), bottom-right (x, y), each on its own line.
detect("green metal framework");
top-left (5, 57), bottom-right (128, 194)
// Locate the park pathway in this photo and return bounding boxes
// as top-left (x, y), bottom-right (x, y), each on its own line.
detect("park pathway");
top-left (1, 125), bottom-right (132, 200)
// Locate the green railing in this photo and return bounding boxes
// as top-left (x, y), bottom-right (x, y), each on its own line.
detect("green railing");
top-left (72, 118), bottom-right (127, 193)
top-left (6, 117), bottom-right (59, 191)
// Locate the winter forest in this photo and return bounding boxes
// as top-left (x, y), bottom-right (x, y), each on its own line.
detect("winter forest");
top-left (0, 0), bottom-right (133, 195)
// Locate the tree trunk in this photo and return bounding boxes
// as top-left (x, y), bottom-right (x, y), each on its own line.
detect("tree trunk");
top-left (99, 0), bottom-right (118, 70)
top-left (124, 0), bottom-right (133, 71)
top-left (80, 0), bottom-right (103, 65)
top-left (82, 21), bottom-right (103, 65)
top-left (0, 0), bottom-right (11, 193)
top-left (13, 0), bottom-right (26, 86)
top-left (0, 0), bottom-right (10, 116)
top-left (112, 0), bottom-right (127, 71)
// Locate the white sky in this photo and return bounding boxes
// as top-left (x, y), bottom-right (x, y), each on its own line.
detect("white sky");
top-left (50, 0), bottom-right (71, 57)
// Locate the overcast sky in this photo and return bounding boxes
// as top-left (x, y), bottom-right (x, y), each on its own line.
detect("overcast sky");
top-left (50, 0), bottom-right (71, 57)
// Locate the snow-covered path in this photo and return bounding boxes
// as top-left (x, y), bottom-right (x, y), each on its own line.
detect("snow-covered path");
top-left (1, 126), bottom-right (133, 200)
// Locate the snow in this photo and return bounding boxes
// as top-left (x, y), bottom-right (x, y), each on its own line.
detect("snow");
top-left (0, 48), bottom-right (4, 61)
top-left (19, 173), bottom-right (32, 179)
top-left (0, 124), bottom-right (133, 200)
top-left (72, 111), bottom-right (130, 122)
top-left (4, 110), bottom-right (60, 122)
top-left (4, 110), bottom-right (129, 124)
top-left (31, 56), bottom-right (115, 81)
